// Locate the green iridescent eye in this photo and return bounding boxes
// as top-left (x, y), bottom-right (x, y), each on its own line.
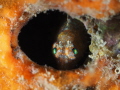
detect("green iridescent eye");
top-left (72, 48), bottom-right (78, 55)
top-left (53, 48), bottom-right (57, 54)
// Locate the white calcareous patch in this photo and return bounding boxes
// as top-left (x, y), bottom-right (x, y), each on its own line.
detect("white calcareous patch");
top-left (31, 66), bottom-right (39, 74)
top-left (63, 0), bottom-right (71, 4)
top-left (102, 0), bottom-right (111, 4)
top-left (24, 0), bottom-right (49, 18)
top-left (0, 5), bottom-right (2, 9)
top-left (17, 75), bottom-right (25, 83)
top-left (49, 75), bottom-right (55, 82)
top-left (32, 77), bottom-right (59, 90)
top-left (16, 50), bottom-right (24, 63)
top-left (109, 10), bottom-right (115, 15)
top-left (44, 68), bottom-right (51, 77)
top-left (19, 16), bottom-right (24, 21)
top-left (72, 84), bottom-right (84, 90)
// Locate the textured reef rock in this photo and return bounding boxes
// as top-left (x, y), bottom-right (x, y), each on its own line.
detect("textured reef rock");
top-left (0, 0), bottom-right (120, 90)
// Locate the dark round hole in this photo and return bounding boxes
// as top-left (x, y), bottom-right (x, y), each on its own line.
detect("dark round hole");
top-left (18, 10), bottom-right (90, 70)
top-left (18, 10), bottom-right (67, 69)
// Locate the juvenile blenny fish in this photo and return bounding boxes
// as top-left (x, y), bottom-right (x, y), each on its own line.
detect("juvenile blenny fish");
top-left (52, 16), bottom-right (89, 70)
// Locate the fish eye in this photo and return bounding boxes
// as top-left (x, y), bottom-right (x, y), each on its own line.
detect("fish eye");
top-left (53, 48), bottom-right (57, 54)
top-left (72, 48), bottom-right (78, 55)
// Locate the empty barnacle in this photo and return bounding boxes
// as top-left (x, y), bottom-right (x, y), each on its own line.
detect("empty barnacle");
top-left (115, 67), bottom-right (120, 74)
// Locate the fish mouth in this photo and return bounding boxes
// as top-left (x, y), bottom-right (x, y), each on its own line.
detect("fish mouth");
top-left (58, 54), bottom-right (75, 63)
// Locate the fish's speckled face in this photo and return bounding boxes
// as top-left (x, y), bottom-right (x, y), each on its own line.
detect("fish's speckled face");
top-left (52, 40), bottom-right (77, 63)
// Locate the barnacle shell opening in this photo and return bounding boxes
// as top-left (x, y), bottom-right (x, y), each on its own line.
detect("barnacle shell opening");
top-left (18, 11), bottom-right (90, 70)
